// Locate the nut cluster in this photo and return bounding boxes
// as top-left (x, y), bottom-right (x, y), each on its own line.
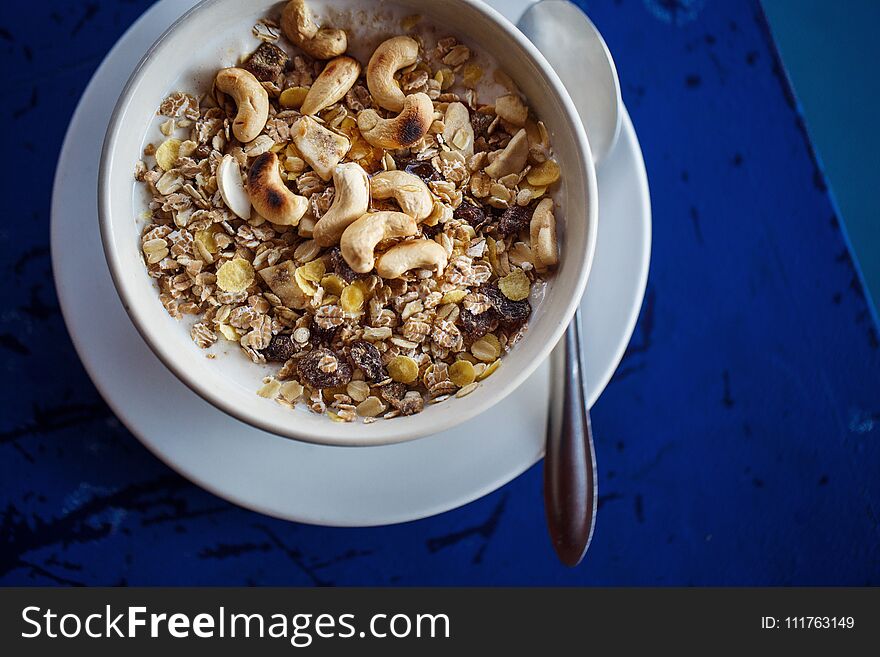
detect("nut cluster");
top-left (135, 0), bottom-right (561, 422)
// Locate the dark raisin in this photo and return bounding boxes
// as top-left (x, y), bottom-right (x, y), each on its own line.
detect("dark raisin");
top-left (309, 317), bottom-right (339, 345)
top-left (297, 348), bottom-right (352, 389)
top-left (262, 334), bottom-right (297, 362)
top-left (496, 205), bottom-right (534, 238)
top-left (403, 159), bottom-right (442, 183)
top-left (348, 341), bottom-right (386, 382)
top-left (380, 382), bottom-right (407, 404)
top-left (458, 307), bottom-right (498, 341)
top-left (454, 202), bottom-right (489, 230)
top-left (329, 247), bottom-right (361, 283)
top-left (242, 43), bottom-right (290, 84)
top-left (192, 143), bottom-right (211, 159)
top-left (482, 283), bottom-right (531, 324)
top-left (471, 111), bottom-right (494, 137)
top-left (422, 222), bottom-right (443, 238)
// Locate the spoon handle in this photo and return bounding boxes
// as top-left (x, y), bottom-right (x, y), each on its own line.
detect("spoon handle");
top-left (544, 308), bottom-right (597, 566)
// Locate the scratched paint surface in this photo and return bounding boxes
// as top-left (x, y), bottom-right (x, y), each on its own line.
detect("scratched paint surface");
top-left (1, 0), bottom-right (879, 585)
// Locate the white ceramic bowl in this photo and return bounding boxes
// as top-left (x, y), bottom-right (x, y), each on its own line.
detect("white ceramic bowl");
top-left (99, 0), bottom-right (597, 446)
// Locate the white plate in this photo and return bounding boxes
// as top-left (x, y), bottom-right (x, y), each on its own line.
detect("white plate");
top-left (51, 0), bottom-right (651, 527)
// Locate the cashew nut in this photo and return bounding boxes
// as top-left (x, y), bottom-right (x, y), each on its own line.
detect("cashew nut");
top-left (442, 102), bottom-right (474, 157)
top-left (529, 197), bottom-right (558, 272)
top-left (357, 92), bottom-right (433, 150)
top-left (375, 240), bottom-right (449, 279)
top-left (215, 67), bottom-right (270, 143)
top-left (291, 116), bottom-right (351, 181)
top-left (366, 36), bottom-right (420, 112)
top-left (301, 56), bottom-right (361, 116)
top-left (313, 163), bottom-right (370, 247)
top-left (369, 170), bottom-right (433, 221)
top-left (484, 128), bottom-right (530, 180)
top-left (340, 211), bottom-right (418, 273)
top-left (247, 152), bottom-right (309, 226)
top-left (280, 0), bottom-right (347, 60)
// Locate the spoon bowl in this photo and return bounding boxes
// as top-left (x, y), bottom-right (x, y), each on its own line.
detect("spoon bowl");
top-left (518, 0), bottom-right (622, 164)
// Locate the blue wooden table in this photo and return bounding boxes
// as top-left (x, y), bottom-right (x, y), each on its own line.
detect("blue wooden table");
top-left (2, 0), bottom-right (878, 585)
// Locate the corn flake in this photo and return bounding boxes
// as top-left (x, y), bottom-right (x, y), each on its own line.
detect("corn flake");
top-left (498, 268), bottom-right (530, 301)
top-left (526, 160), bottom-right (561, 187)
top-left (388, 356), bottom-right (419, 384)
top-left (216, 258), bottom-right (255, 292)
top-left (320, 274), bottom-right (345, 296)
top-left (340, 285), bottom-right (365, 314)
top-left (476, 358), bottom-right (501, 381)
top-left (449, 360), bottom-right (476, 387)
top-left (155, 138), bottom-right (182, 171)
top-left (279, 86), bottom-right (309, 109)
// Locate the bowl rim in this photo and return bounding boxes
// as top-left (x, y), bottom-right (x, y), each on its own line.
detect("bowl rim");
top-left (98, 0), bottom-right (598, 446)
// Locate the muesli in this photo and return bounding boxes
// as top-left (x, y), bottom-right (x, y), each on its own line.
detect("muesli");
top-left (135, 0), bottom-right (560, 422)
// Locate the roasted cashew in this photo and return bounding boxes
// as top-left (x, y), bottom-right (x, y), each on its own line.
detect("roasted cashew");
top-left (484, 128), bottom-right (529, 180)
top-left (357, 93), bottom-right (433, 150)
top-left (291, 116), bottom-right (351, 181)
top-left (280, 0), bottom-right (347, 60)
top-left (313, 163), bottom-right (370, 247)
top-left (529, 197), bottom-right (558, 272)
top-left (246, 152), bottom-right (309, 226)
top-left (301, 56), bottom-right (361, 116)
top-left (370, 170), bottom-right (433, 221)
top-left (375, 239), bottom-right (448, 279)
top-left (340, 211), bottom-right (418, 273)
top-left (366, 36), bottom-right (420, 112)
top-left (215, 67), bottom-right (270, 143)
top-left (442, 102), bottom-right (474, 157)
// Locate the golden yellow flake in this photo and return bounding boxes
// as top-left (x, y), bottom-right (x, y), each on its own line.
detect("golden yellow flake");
top-left (462, 63), bottom-right (483, 88)
top-left (476, 358), bottom-right (501, 381)
top-left (449, 360), bottom-right (476, 387)
top-left (216, 258), bottom-right (255, 292)
top-left (526, 160), bottom-right (561, 187)
top-left (498, 268), bottom-right (530, 301)
top-left (340, 284), bottom-right (365, 314)
top-left (441, 289), bottom-right (467, 304)
top-left (388, 356), bottom-right (419, 384)
top-left (279, 86), bottom-right (309, 109)
top-left (320, 274), bottom-right (345, 296)
top-left (155, 138), bottom-right (182, 171)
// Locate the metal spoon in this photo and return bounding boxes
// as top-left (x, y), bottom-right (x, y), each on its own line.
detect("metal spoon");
top-left (517, 0), bottom-right (623, 566)
top-left (518, 0), bottom-right (622, 165)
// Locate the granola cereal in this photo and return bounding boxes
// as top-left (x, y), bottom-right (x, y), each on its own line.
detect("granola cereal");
top-left (133, 0), bottom-right (561, 423)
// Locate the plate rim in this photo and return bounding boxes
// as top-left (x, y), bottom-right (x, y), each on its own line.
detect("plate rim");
top-left (50, 0), bottom-right (651, 526)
